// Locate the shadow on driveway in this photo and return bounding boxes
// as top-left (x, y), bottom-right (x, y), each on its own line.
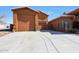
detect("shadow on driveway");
top-left (39, 30), bottom-right (79, 35)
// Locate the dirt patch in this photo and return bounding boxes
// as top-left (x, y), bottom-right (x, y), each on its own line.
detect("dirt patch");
top-left (0, 32), bottom-right (11, 37)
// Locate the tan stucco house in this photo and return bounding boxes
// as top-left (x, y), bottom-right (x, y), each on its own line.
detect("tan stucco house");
top-left (12, 7), bottom-right (48, 32)
top-left (48, 8), bottom-right (79, 32)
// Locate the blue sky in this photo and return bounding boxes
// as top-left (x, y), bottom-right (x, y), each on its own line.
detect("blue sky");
top-left (0, 6), bottom-right (79, 24)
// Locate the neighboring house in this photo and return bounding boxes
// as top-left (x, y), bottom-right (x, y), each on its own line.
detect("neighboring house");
top-left (48, 8), bottom-right (79, 32)
top-left (48, 15), bottom-right (75, 32)
top-left (12, 7), bottom-right (48, 32)
top-left (66, 8), bottom-right (79, 31)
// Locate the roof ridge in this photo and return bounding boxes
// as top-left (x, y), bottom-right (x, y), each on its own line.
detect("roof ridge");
top-left (12, 7), bottom-right (48, 16)
top-left (12, 7), bottom-right (39, 13)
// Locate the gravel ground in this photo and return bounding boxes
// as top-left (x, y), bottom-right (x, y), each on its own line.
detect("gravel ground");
top-left (0, 31), bottom-right (79, 53)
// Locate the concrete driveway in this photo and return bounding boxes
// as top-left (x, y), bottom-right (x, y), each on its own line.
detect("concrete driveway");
top-left (0, 30), bottom-right (79, 53)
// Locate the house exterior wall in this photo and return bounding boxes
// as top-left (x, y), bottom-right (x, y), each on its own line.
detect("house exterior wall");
top-left (48, 16), bottom-right (74, 32)
top-left (12, 9), bottom-right (36, 31)
top-left (65, 8), bottom-right (79, 31)
top-left (36, 13), bottom-right (48, 30)
top-left (48, 19), bottom-right (60, 31)
top-left (12, 7), bottom-right (48, 32)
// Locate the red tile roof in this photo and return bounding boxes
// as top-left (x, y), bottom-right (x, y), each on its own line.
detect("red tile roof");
top-left (49, 15), bottom-right (74, 23)
top-left (66, 8), bottom-right (79, 15)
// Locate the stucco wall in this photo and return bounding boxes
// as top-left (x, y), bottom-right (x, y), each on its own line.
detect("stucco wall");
top-left (48, 17), bottom-right (74, 32)
top-left (12, 8), bottom-right (48, 31)
top-left (13, 9), bottom-right (36, 31)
